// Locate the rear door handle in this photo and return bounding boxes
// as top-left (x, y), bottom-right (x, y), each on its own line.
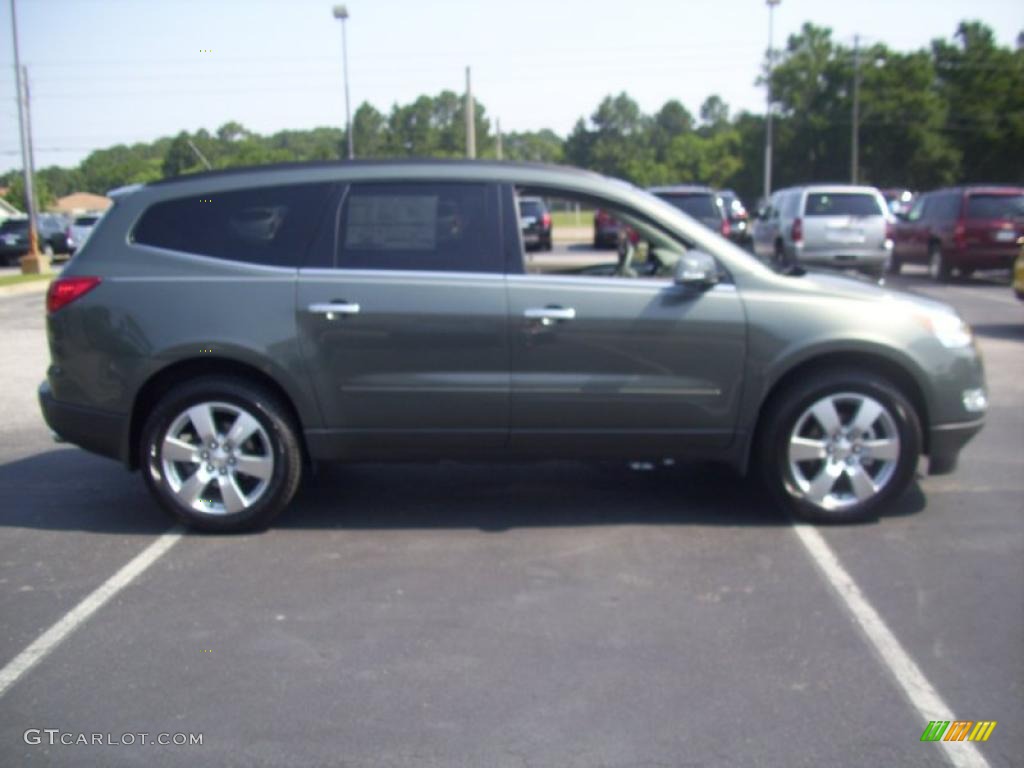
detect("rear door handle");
top-left (524, 306), bottom-right (576, 326)
top-left (308, 301), bottom-right (361, 316)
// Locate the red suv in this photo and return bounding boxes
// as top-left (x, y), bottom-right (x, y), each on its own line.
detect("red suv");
top-left (891, 185), bottom-right (1024, 281)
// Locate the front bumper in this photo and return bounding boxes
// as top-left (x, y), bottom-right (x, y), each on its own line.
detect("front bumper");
top-left (927, 418), bottom-right (985, 475)
top-left (38, 381), bottom-right (128, 464)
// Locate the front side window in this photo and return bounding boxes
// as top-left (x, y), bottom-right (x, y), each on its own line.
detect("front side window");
top-left (906, 197), bottom-right (928, 222)
top-left (133, 182), bottom-right (336, 267)
top-left (804, 193), bottom-right (882, 217)
top-left (337, 182), bottom-right (499, 273)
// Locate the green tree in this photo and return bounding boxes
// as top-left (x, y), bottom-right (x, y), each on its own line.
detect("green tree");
top-left (3, 173), bottom-right (54, 212)
top-left (932, 21), bottom-right (1024, 182)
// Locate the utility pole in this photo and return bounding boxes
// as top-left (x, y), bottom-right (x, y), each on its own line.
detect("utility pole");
top-left (10, 0), bottom-right (41, 266)
top-left (332, 5), bottom-right (353, 159)
top-left (763, 0), bottom-right (781, 205)
top-left (465, 66), bottom-right (476, 159)
top-left (495, 118), bottom-right (503, 160)
top-left (851, 34), bottom-right (861, 184)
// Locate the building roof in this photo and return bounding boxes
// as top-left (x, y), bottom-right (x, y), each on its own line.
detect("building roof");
top-left (51, 192), bottom-right (112, 213)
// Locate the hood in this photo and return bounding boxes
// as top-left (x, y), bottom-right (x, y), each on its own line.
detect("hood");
top-left (793, 269), bottom-right (957, 316)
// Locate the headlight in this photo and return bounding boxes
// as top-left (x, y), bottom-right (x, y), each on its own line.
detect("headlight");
top-left (916, 311), bottom-right (973, 349)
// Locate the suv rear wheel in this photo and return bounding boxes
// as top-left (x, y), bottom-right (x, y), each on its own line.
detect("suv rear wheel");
top-left (928, 242), bottom-right (951, 282)
top-left (757, 369), bottom-right (921, 523)
top-left (141, 376), bottom-right (302, 531)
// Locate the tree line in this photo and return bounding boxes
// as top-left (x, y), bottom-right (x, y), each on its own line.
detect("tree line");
top-left (3, 20), bottom-right (1020, 212)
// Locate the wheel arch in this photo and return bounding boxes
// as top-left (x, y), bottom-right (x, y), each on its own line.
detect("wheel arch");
top-left (742, 349), bottom-right (931, 476)
top-left (127, 357), bottom-right (311, 470)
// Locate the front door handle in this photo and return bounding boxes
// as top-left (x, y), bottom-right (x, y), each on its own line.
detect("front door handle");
top-left (524, 306), bottom-right (576, 326)
top-left (308, 301), bottom-right (361, 317)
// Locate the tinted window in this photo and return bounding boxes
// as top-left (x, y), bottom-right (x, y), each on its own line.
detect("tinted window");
top-left (519, 200), bottom-right (544, 219)
top-left (657, 194), bottom-right (719, 220)
top-left (804, 193), bottom-right (882, 217)
top-left (0, 219), bottom-right (28, 233)
top-left (338, 183), bottom-right (498, 273)
top-left (74, 215), bottom-right (100, 226)
top-left (966, 193), bottom-right (1024, 220)
top-left (133, 183), bottom-right (335, 267)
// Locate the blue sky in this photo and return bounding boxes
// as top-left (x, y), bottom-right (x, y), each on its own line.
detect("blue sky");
top-left (1, 0), bottom-right (1021, 174)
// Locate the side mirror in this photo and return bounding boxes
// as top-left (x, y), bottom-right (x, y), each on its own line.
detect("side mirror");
top-left (673, 251), bottom-right (719, 289)
top-left (894, 211), bottom-right (908, 222)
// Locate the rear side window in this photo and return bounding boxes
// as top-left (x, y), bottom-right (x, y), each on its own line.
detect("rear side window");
top-left (74, 215), bottom-right (100, 226)
top-left (337, 182), bottom-right (499, 273)
top-left (804, 193), bottom-right (882, 217)
top-left (966, 193), bottom-right (1024, 220)
top-left (133, 183), bottom-right (336, 267)
top-left (658, 194), bottom-right (719, 220)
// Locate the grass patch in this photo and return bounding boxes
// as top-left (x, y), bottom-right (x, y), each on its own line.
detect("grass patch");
top-left (0, 272), bottom-right (56, 288)
top-left (550, 209), bottom-right (594, 228)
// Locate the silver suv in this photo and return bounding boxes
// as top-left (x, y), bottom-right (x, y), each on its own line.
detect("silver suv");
top-left (752, 185), bottom-right (893, 277)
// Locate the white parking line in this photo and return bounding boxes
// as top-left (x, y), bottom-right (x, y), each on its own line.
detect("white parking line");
top-left (791, 522), bottom-right (990, 768)
top-left (0, 527), bottom-right (184, 699)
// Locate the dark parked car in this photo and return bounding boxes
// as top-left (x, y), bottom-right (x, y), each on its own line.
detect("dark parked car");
top-left (40, 161), bottom-right (986, 532)
top-left (593, 208), bottom-right (622, 248)
top-left (648, 185), bottom-right (730, 239)
top-left (717, 188), bottom-right (751, 245)
top-left (891, 185), bottom-right (1024, 280)
top-left (0, 214), bottom-right (70, 265)
top-left (518, 196), bottom-right (552, 250)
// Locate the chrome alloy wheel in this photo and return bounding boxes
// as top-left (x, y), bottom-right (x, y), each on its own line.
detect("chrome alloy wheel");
top-left (159, 401), bottom-right (274, 515)
top-left (787, 392), bottom-right (901, 512)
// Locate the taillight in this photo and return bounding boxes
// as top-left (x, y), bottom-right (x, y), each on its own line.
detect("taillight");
top-left (721, 218), bottom-right (731, 237)
top-left (953, 220), bottom-right (966, 250)
top-left (47, 276), bottom-right (101, 313)
top-left (791, 217), bottom-right (803, 243)
top-left (542, 212), bottom-right (551, 228)
top-left (885, 219), bottom-right (895, 240)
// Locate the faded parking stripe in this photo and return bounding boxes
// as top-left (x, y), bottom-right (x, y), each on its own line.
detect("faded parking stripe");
top-left (0, 527), bottom-right (184, 698)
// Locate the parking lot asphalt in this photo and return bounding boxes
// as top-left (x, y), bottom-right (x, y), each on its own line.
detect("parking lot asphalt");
top-left (0, 263), bottom-right (1020, 767)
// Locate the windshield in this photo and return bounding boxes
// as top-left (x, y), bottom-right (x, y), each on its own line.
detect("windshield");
top-left (966, 193), bottom-right (1024, 220)
top-left (804, 193), bottom-right (882, 217)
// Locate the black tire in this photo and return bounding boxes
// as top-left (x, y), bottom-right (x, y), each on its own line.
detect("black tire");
top-left (140, 376), bottom-right (302, 532)
top-left (756, 368), bottom-right (922, 524)
top-left (928, 242), bottom-right (951, 282)
top-left (772, 240), bottom-right (788, 270)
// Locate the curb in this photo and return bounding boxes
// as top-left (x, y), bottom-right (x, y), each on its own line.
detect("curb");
top-left (0, 278), bottom-right (53, 298)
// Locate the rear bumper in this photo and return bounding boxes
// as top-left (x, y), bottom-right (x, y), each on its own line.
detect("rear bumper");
top-left (928, 418), bottom-right (985, 475)
top-left (38, 381), bottom-right (128, 464)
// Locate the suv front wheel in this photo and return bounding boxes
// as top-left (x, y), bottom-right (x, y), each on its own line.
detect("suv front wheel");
top-left (140, 376), bottom-right (302, 531)
top-left (757, 369), bottom-right (921, 523)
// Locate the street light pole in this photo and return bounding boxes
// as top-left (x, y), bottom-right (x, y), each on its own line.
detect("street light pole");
top-left (332, 5), bottom-right (353, 159)
top-left (9, 0), bottom-right (40, 263)
top-left (763, 0), bottom-right (781, 205)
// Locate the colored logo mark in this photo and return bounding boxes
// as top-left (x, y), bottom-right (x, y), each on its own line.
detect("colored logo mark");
top-left (921, 720), bottom-right (997, 742)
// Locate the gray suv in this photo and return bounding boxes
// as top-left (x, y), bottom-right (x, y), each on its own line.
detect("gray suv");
top-left (39, 161), bottom-right (986, 531)
top-left (752, 184), bottom-right (893, 277)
